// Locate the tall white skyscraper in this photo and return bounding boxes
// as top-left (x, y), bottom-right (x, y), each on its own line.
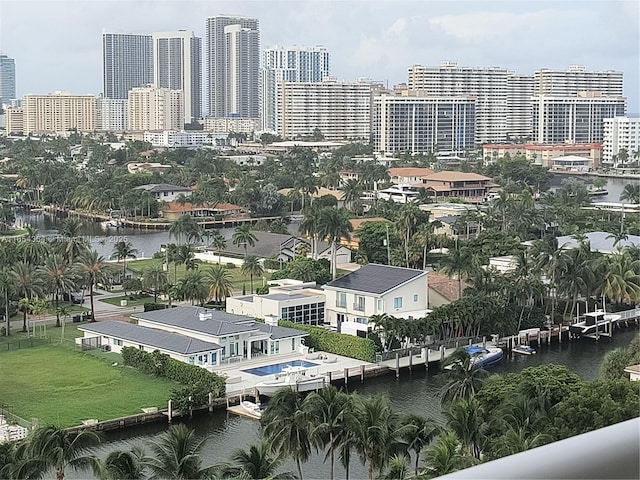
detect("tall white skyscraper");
top-left (103, 31), bottom-right (153, 99)
top-left (408, 62), bottom-right (511, 144)
top-left (205, 15), bottom-right (260, 118)
top-left (152, 30), bottom-right (202, 124)
top-left (0, 53), bottom-right (16, 106)
top-left (602, 116), bottom-right (640, 164)
top-left (262, 45), bottom-right (330, 132)
top-left (534, 65), bottom-right (623, 97)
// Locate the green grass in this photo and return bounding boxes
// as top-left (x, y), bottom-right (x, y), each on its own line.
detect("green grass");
top-left (0, 345), bottom-right (175, 427)
top-left (100, 294), bottom-right (156, 307)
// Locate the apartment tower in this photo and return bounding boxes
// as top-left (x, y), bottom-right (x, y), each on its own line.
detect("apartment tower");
top-left (152, 30), bottom-right (202, 124)
top-left (0, 53), bottom-right (16, 106)
top-left (262, 45), bottom-right (330, 132)
top-left (205, 15), bottom-right (260, 118)
top-left (20, 92), bottom-right (96, 134)
top-left (102, 31), bottom-right (153, 100)
top-left (127, 86), bottom-right (184, 131)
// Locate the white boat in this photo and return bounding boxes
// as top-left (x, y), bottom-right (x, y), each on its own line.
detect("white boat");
top-left (254, 366), bottom-right (326, 397)
top-left (569, 310), bottom-right (621, 337)
top-left (240, 401), bottom-right (262, 418)
top-left (445, 345), bottom-right (504, 370)
top-left (513, 344), bottom-right (536, 355)
top-left (376, 184), bottom-right (420, 203)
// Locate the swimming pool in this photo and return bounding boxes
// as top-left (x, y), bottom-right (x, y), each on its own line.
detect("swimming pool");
top-left (242, 360), bottom-right (319, 376)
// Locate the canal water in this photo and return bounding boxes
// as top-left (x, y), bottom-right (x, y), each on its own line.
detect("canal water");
top-left (76, 327), bottom-right (638, 480)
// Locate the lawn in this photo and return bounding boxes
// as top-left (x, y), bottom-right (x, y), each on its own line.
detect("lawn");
top-left (100, 294), bottom-right (156, 307)
top-left (127, 258), bottom-right (263, 291)
top-left (0, 345), bottom-right (176, 427)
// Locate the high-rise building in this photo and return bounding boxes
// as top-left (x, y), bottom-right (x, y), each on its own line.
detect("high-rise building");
top-left (278, 77), bottom-right (372, 141)
top-left (20, 92), bottom-right (96, 134)
top-left (603, 116), bottom-right (640, 165)
top-left (372, 90), bottom-right (476, 155)
top-left (261, 45), bottom-right (330, 132)
top-left (152, 30), bottom-right (202, 124)
top-left (96, 96), bottom-right (127, 131)
top-left (532, 91), bottom-right (626, 144)
top-left (534, 65), bottom-right (623, 97)
top-left (103, 31), bottom-right (153, 99)
top-left (408, 61), bottom-right (511, 144)
top-left (127, 86), bottom-right (183, 131)
top-left (205, 15), bottom-right (260, 118)
top-left (506, 74), bottom-right (534, 141)
top-left (0, 53), bottom-right (16, 106)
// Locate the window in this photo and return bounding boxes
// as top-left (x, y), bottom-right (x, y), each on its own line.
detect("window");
top-left (337, 292), bottom-right (347, 307)
top-left (291, 338), bottom-right (295, 350)
top-left (377, 299), bottom-right (383, 311)
top-left (413, 294), bottom-right (419, 303)
top-left (393, 297), bottom-right (403, 309)
top-left (138, 345), bottom-right (144, 351)
top-left (211, 352), bottom-right (217, 363)
top-left (356, 317), bottom-right (368, 324)
top-left (113, 339), bottom-right (123, 346)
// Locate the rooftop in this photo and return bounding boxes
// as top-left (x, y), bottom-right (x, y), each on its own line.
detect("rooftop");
top-left (557, 231), bottom-right (640, 254)
top-left (324, 264), bottom-right (425, 294)
top-left (424, 171), bottom-right (492, 182)
top-left (79, 320), bottom-right (221, 354)
top-left (134, 183), bottom-right (193, 193)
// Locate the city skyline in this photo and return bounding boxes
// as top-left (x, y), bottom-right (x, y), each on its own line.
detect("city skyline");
top-left (0, 0), bottom-right (638, 112)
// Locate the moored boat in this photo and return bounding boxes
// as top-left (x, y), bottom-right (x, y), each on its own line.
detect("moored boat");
top-left (240, 401), bottom-right (262, 418)
top-left (513, 344), bottom-right (536, 355)
top-left (254, 365), bottom-right (326, 397)
top-left (464, 345), bottom-right (504, 369)
top-left (569, 310), bottom-right (621, 337)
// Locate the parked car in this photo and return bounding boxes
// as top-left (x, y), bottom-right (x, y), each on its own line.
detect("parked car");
top-left (63, 292), bottom-right (84, 304)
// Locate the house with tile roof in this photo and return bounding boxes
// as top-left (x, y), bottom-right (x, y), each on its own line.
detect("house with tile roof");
top-left (77, 306), bottom-right (307, 370)
top-left (419, 171), bottom-right (494, 203)
top-left (322, 264), bottom-right (429, 337)
top-left (159, 201), bottom-right (245, 221)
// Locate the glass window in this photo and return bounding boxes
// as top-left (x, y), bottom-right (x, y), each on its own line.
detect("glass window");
top-left (291, 338), bottom-right (295, 350)
top-left (377, 299), bottom-right (383, 310)
top-left (337, 292), bottom-right (347, 307)
top-left (394, 297), bottom-right (403, 309)
top-left (113, 339), bottom-right (123, 346)
top-left (413, 294), bottom-right (419, 302)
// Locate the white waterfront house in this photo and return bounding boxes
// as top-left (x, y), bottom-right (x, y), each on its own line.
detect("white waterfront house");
top-left (134, 183), bottom-right (193, 202)
top-left (77, 306), bottom-right (308, 370)
top-left (226, 280), bottom-right (326, 326)
top-left (322, 264), bottom-right (429, 337)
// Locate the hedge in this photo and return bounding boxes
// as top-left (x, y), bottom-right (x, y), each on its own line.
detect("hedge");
top-left (279, 320), bottom-right (376, 363)
top-left (121, 347), bottom-right (226, 410)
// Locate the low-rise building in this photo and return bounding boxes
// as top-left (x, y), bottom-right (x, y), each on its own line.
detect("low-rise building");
top-left (323, 264), bottom-right (428, 337)
top-left (388, 167), bottom-right (435, 185)
top-left (226, 280), bottom-right (326, 326)
top-left (159, 201), bottom-right (245, 221)
top-left (78, 306), bottom-right (308, 369)
top-left (482, 142), bottom-right (603, 168)
top-left (134, 183), bottom-right (193, 202)
top-left (418, 171), bottom-right (493, 203)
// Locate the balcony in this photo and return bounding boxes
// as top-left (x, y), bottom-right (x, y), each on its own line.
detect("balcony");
top-left (353, 303), bottom-right (365, 312)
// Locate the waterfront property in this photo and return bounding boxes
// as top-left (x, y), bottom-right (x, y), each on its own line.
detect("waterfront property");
top-left (323, 263), bottom-right (429, 336)
top-left (416, 171), bottom-right (494, 203)
top-left (77, 306), bottom-right (309, 369)
top-left (133, 183), bottom-right (193, 202)
top-left (226, 279), bottom-right (326, 326)
top-left (557, 231), bottom-right (640, 254)
top-left (159, 201), bottom-right (246, 221)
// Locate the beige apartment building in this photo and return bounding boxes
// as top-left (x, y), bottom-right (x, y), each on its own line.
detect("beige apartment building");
top-left (482, 142), bottom-right (603, 168)
top-left (6, 91), bottom-right (96, 135)
top-left (278, 77), bottom-right (372, 141)
top-left (127, 86), bottom-right (183, 131)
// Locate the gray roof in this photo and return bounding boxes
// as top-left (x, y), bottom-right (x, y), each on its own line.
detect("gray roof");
top-left (557, 231), bottom-right (640, 254)
top-left (324, 264), bottom-right (426, 294)
top-left (254, 323), bottom-right (308, 340)
top-left (133, 306), bottom-right (258, 336)
top-left (134, 183), bottom-right (192, 193)
top-left (79, 320), bottom-right (220, 354)
top-left (221, 231), bottom-right (332, 258)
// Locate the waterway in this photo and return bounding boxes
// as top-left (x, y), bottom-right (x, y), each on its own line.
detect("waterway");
top-left (76, 327), bottom-right (638, 480)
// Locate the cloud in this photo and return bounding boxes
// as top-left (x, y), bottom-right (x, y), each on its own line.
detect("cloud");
top-left (350, 16), bottom-right (413, 69)
top-left (428, 10), bottom-right (558, 42)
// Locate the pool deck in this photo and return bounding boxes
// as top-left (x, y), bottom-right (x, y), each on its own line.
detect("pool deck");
top-left (214, 352), bottom-right (387, 396)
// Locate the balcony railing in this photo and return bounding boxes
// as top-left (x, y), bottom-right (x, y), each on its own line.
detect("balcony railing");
top-left (353, 303), bottom-right (365, 312)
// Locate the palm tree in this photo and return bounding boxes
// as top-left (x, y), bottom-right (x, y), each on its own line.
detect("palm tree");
top-left (400, 413), bottom-right (439, 476)
top-left (142, 264), bottom-right (169, 303)
top-left (41, 254), bottom-right (78, 327)
top-left (353, 394), bottom-right (403, 480)
top-left (382, 454), bottom-right (409, 480)
top-left (396, 202), bottom-right (421, 268)
top-left (299, 205), bottom-right (321, 260)
top-left (439, 244), bottom-right (479, 299)
top-left (261, 388), bottom-right (312, 480)
top-left (422, 431), bottom-right (474, 477)
top-left (208, 231), bottom-right (227, 264)
top-left (303, 386), bottom-right (352, 480)
top-left (598, 252), bottom-right (640, 305)
top-left (341, 179), bottom-right (363, 211)
top-left (144, 424), bottom-right (216, 480)
top-left (440, 349), bottom-right (488, 405)
top-left (317, 207), bottom-right (353, 280)
top-left (23, 425), bottom-right (103, 480)
top-left (230, 441), bottom-right (282, 480)
top-left (444, 398), bottom-right (486, 460)
top-left (102, 446), bottom-right (148, 480)
top-left (619, 183), bottom-right (640, 204)
top-left (175, 270), bottom-right (209, 306)
top-left (110, 241), bottom-right (139, 284)
top-left (241, 255), bottom-right (264, 294)
top-left (169, 214), bottom-right (202, 245)
top-left (0, 267), bottom-right (14, 336)
top-left (492, 427), bottom-right (551, 458)
top-left (57, 217), bottom-right (89, 262)
top-left (11, 261), bottom-right (45, 332)
top-left (77, 251), bottom-right (114, 321)
top-left (232, 224), bottom-right (257, 258)
top-left (206, 264), bottom-right (233, 305)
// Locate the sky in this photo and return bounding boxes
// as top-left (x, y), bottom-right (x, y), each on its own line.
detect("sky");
top-left (1, 0), bottom-right (639, 111)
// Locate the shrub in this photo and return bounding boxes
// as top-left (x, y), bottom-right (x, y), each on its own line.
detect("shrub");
top-left (122, 347), bottom-right (226, 406)
top-left (225, 263), bottom-right (236, 269)
top-left (143, 302), bottom-right (167, 312)
top-left (279, 320), bottom-right (376, 362)
top-left (255, 285), bottom-right (269, 295)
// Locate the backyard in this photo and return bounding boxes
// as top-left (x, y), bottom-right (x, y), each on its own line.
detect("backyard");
top-left (0, 327), bottom-right (175, 427)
